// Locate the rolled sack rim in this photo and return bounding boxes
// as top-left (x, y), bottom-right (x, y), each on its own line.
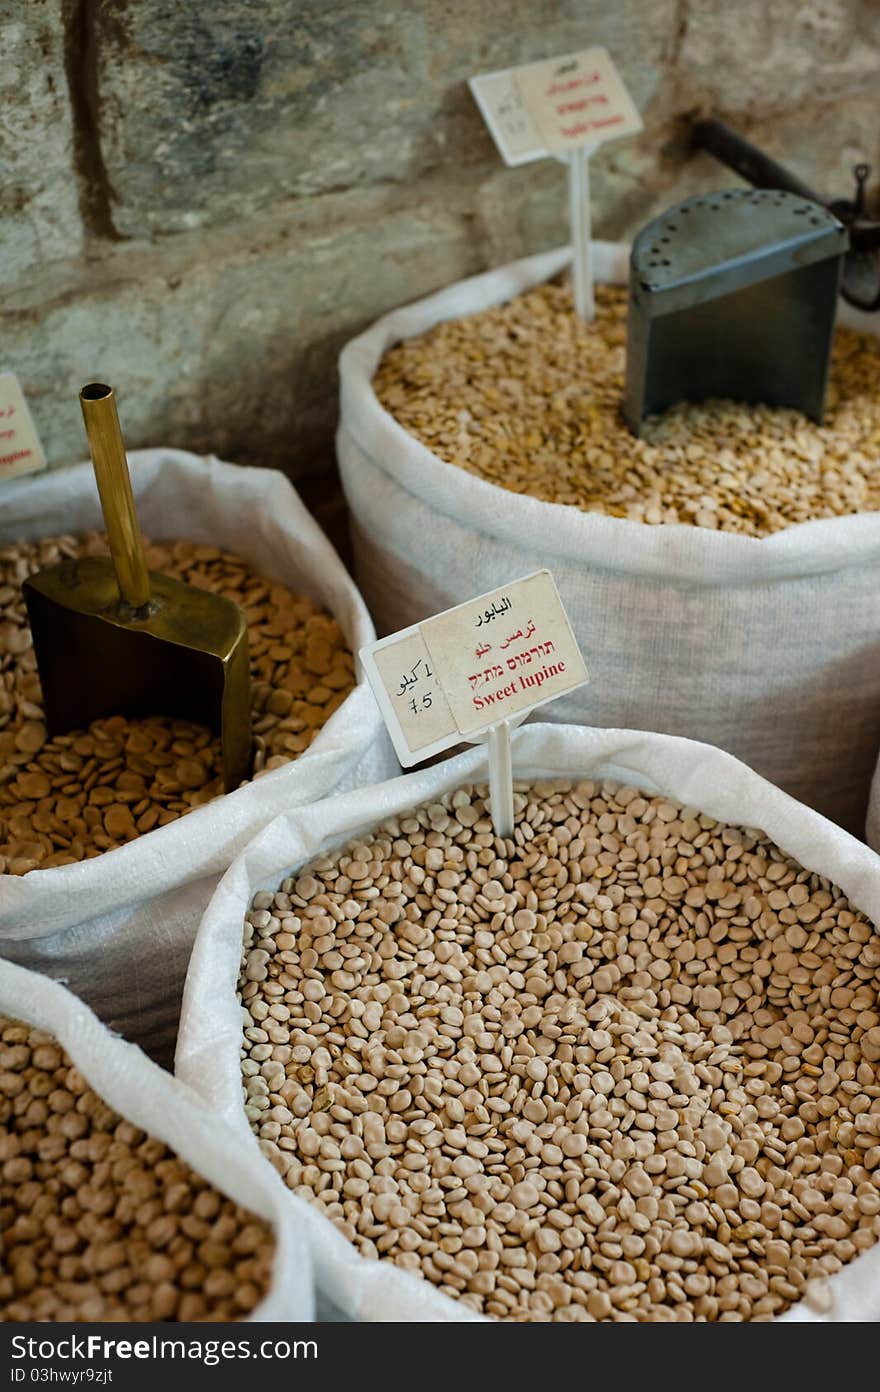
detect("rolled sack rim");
top-left (338, 242), bottom-right (880, 587)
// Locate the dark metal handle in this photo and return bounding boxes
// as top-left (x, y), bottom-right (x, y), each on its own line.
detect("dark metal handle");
top-left (692, 118), bottom-right (820, 203)
top-left (693, 117), bottom-right (880, 310)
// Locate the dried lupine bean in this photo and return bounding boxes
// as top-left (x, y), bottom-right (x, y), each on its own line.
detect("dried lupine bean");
top-left (0, 1018), bottom-right (274, 1321)
top-left (374, 282), bottom-right (880, 536)
top-left (0, 534), bottom-right (355, 873)
top-left (239, 779), bottom-right (880, 1322)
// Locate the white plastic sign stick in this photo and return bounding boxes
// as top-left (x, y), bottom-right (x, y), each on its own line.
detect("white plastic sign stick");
top-left (470, 48), bottom-right (641, 320)
top-left (488, 720), bottom-right (514, 839)
top-left (0, 372), bottom-right (47, 481)
top-left (568, 143), bottom-right (597, 320)
top-left (361, 568), bottom-right (589, 764)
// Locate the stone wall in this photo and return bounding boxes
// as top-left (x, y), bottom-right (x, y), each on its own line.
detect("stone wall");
top-left (3, 0), bottom-right (879, 477)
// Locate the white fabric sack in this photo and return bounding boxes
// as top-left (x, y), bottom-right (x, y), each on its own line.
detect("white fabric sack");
top-left (337, 242), bottom-right (880, 836)
top-left (0, 955), bottom-right (312, 1320)
top-left (0, 449), bottom-right (397, 1066)
top-left (176, 720), bottom-right (880, 1322)
top-left (865, 763), bottom-right (880, 852)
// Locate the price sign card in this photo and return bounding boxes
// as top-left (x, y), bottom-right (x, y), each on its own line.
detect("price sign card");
top-left (468, 67), bottom-right (545, 166)
top-left (469, 47), bottom-right (641, 165)
top-left (0, 372), bottom-right (46, 481)
top-left (361, 571), bottom-right (589, 767)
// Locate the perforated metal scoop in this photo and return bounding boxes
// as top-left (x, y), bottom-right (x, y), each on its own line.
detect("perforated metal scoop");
top-left (623, 188), bottom-right (848, 436)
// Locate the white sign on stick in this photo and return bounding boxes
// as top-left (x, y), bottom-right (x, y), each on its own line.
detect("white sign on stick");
top-left (469, 47), bottom-right (642, 320)
top-left (360, 570), bottom-right (589, 768)
top-left (469, 47), bottom-right (641, 166)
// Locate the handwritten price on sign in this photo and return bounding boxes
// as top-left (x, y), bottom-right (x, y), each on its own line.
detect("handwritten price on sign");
top-left (361, 572), bottom-right (589, 766)
top-left (369, 629), bottom-right (457, 755)
top-left (396, 654), bottom-right (437, 717)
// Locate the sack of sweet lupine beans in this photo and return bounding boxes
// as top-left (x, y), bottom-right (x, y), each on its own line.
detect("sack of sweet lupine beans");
top-left (176, 722), bottom-right (880, 1322)
top-left (0, 448), bottom-right (396, 1067)
top-left (0, 955), bottom-right (310, 1321)
top-left (338, 241), bottom-right (880, 836)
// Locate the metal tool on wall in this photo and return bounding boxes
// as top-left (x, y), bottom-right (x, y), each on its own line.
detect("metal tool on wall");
top-left (23, 384), bottom-right (252, 792)
top-left (693, 117), bottom-right (880, 312)
top-left (623, 187), bottom-right (848, 435)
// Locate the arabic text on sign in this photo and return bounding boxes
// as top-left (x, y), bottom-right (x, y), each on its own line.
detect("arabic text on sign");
top-left (474, 596), bottom-right (511, 627)
top-left (547, 72), bottom-right (601, 95)
top-left (396, 657), bottom-right (433, 697)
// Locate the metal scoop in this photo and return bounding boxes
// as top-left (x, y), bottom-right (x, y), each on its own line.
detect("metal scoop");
top-left (23, 384), bottom-right (252, 792)
top-left (623, 187), bottom-right (848, 435)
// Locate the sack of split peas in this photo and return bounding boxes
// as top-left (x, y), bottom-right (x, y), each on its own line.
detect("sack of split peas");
top-left (176, 721), bottom-right (880, 1322)
top-left (0, 449), bottom-right (397, 1066)
top-left (338, 242), bottom-right (880, 836)
top-left (0, 956), bottom-right (310, 1321)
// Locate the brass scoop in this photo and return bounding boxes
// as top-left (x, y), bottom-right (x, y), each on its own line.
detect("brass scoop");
top-left (23, 384), bottom-right (252, 792)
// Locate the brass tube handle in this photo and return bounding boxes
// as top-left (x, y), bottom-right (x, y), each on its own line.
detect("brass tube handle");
top-left (79, 383), bottom-right (151, 611)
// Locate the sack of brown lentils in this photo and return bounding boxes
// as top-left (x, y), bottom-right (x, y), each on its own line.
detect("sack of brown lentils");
top-left (0, 954), bottom-right (311, 1320)
top-left (176, 721), bottom-right (880, 1322)
top-left (0, 448), bottom-right (396, 1067)
top-left (338, 241), bottom-right (880, 836)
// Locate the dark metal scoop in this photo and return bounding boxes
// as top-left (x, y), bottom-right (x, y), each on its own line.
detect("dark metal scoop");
top-left (623, 187), bottom-right (848, 436)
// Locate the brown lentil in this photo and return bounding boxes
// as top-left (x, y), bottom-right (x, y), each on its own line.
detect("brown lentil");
top-left (239, 778), bottom-right (880, 1322)
top-left (374, 282), bottom-right (880, 536)
top-left (0, 533), bottom-right (355, 873)
top-left (0, 1017), bottom-right (274, 1321)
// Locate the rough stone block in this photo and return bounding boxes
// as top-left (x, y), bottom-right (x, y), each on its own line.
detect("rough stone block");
top-left (681, 0), bottom-right (880, 110)
top-left (0, 2), bottom-right (82, 283)
top-left (95, 0), bottom-right (677, 236)
top-left (3, 190), bottom-right (487, 476)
